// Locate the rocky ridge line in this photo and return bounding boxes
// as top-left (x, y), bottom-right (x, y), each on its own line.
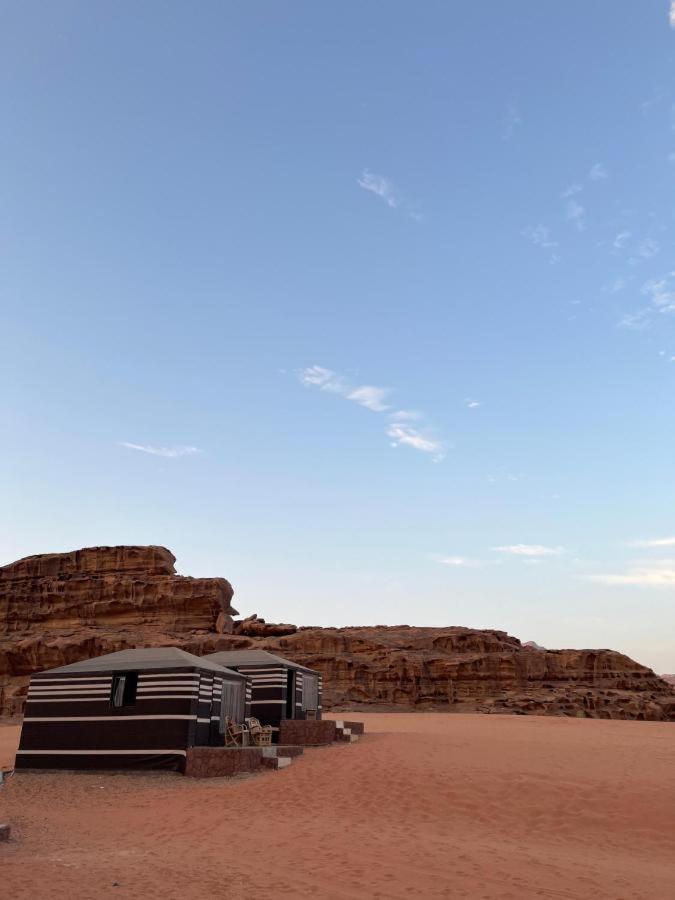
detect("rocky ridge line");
top-left (1, 546), bottom-right (673, 721)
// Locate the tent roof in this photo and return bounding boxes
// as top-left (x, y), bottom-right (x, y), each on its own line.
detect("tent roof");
top-left (34, 647), bottom-right (247, 679)
top-left (203, 649), bottom-right (318, 674)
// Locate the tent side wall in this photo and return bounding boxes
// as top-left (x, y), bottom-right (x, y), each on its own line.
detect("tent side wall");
top-left (16, 667), bottom-right (200, 771)
top-left (235, 664), bottom-right (287, 734)
top-left (233, 663), bottom-right (322, 736)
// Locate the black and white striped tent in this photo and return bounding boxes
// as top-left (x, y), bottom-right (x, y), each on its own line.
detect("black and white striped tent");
top-left (203, 650), bottom-right (322, 737)
top-left (16, 648), bottom-right (251, 772)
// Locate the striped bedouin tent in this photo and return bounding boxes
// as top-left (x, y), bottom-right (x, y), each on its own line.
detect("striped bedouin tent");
top-left (203, 650), bottom-right (322, 739)
top-left (16, 647), bottom-right (251, 772)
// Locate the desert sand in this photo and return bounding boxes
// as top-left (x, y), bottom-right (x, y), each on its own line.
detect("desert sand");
top-left (1, 713), bottom-right (674, 899)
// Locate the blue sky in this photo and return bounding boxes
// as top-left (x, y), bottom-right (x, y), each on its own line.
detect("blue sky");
top-left (2, 2), bottom-right (675, 672)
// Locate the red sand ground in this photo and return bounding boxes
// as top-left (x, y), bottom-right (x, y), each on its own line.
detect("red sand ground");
top-left (1, 713), bottom-right (674, 899)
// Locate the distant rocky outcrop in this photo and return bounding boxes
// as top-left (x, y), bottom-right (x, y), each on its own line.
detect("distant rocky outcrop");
top-left (523, 640), bottom-right (547, 651)
top-left (232, 613), bottom-right (297, 638)
top-left (1, 545), bottom-right (674, 722)
top-left (662, 674), bottom-right (675, 687)
top-left (259, 626), bottom-right (675, 721)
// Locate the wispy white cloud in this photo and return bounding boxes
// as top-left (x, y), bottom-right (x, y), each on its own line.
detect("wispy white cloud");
top-left (589, 560), bottom-right (675, 586)
top-left (299, 366), bottom-right (387, 409)
top-left (119, 442), bottom-right (202, 458)
top-left (464, 398), bottom-right (481, 409)
top-left (670, 2), bottom-right (675, 29)
top-left (613, 230), bottom-right (631, 250)
top-left (494, 544), bottom-right (565, 557)
top-left (589, 162), bottom-right (608, 181)
top-left (437, 556), bottom-right (485, 568)
top-left (561, 184), bottom-right (582, 199)
top-left (629, 535), bottom-right (675, 548)
top-left (487, 472), bottom-right (523, 484)
top-left (565, 199), bottom-right (585, 231)
top-left (643, 273), bottom-right (675, 314)
top-left (299, 366), bottom-right (444, 460)
top-left (347, 385), bottom-right (390, 412)
top-left (387, 423), bottom-right (445, 462)
top-left (299, 365), bottom-right (348, 394)
top-left (615, 273), bottom-right (675, 330)
top-left (522, 224), bottom-right (558, 249)
top-left (357, 170), bottom-right (399, 208)
top-left (618, 310), bottom-right (651, 330)
top-left (502, 100), bottom-right (522, 141)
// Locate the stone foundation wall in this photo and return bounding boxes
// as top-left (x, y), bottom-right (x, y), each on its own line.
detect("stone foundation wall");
top-left (184, 747), bottom-right (262, 778)
top-left (277, 719), bottom-right (336, 745)
top-left (275, 745), bottom-right (305, 758)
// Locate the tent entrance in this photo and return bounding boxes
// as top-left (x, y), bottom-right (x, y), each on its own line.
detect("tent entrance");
top-left (285, 670), bottom-right (295, 719)
top-left (302, 674), bottom-right (318, 715)
top-left (219, 681), bottom-right (246, 733)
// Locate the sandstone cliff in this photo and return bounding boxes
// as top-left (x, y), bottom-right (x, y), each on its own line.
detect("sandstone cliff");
top-left (0, 545), bottom-right (238, 714)
top-left (1, 546), bottom-right (674, 721)
top-left (259, 626), bottom-right (675, 721)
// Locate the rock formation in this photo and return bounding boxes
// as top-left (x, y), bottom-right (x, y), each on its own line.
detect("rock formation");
top-left (261, 626), bottom-right (675, 721)
top-left (1, 546), bottom-right (674, 721)
top-left (0, 546), bottom-right (238, 714)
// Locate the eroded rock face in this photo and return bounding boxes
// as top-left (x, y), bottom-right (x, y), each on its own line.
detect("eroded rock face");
top-left (1, 546), bottom-right (674, 721)
top-left (258, 626), bottom-right (675, 722)
top-left (0, 545), bottom-right (177, 579)
top-left (0, 546), bottom-right (238, 714)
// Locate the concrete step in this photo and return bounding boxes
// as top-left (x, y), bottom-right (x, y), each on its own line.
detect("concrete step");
top-left (335, 727), bottom-right (359, 743)
top-left (334, 720), bottom-right (365, 739)
top-left (342, 720), bottom-right (365, 735)
top-left (260, 755), bottom-right (292, 770)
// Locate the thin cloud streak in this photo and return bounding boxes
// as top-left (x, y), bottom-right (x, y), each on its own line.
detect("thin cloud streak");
top-left (630, 536), bottom-right (675, 548)
top-left (617, 272), bottom-right (675, 330)
top-left (589, 561), bottom-right (675, 586)
top-left (522, 224), bottom-right (558, 249)
top-left (357, 170), bottom-right (399, 208)
top-left (347, 385), bottom-right (390, 412)
top-left (299, 365), bottom-right (445, 461)
top-left (299, 366), bottom-right (386, 409)
top-left (387, 423), bottom-right (445, 462)
top-left (494, 544), bottom-right (565, 557)
top-left (589, 162), bottom-right (608, 181)
top-left (119, 442), bottom-right (202, 458)
top-left (437, 556), bottom-right (485, 568)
